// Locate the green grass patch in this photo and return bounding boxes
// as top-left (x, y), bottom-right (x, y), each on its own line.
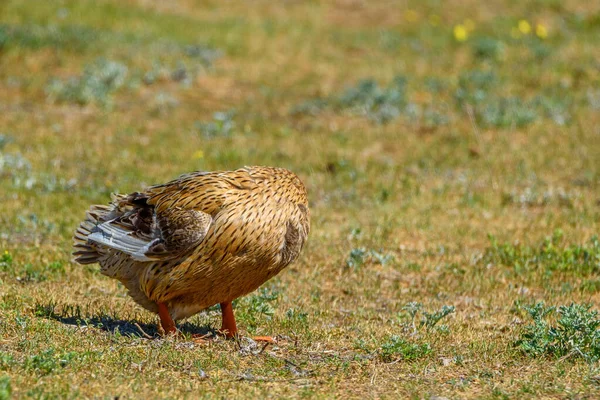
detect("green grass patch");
top-left (0, 23), bottom-right (100, 51)
top-left (484, 231), bottom-right (600, 276)
top-left (517, 302), bottom-right (600, 362)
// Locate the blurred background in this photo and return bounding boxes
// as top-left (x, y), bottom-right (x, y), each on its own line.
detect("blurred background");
top-left (1, 0), bottom-right (599, 397)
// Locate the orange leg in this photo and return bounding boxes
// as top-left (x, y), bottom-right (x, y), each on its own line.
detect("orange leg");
top-left (220, 301), bottom-right (276, 343)
top-left (220, 301), bottom-right (238, 338)
top-left (158, 302), bottom-right (177, 334)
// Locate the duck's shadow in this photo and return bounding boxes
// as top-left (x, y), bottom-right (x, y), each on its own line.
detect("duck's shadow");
top-left (35, 302), bottom-right (214, 338)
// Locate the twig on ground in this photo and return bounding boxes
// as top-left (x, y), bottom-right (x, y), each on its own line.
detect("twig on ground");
top-left (134, 322), bottom-right (153, 339)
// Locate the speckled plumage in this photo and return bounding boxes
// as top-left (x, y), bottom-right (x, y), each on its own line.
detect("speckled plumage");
top-left (73, 166), bottom-right (310, 323)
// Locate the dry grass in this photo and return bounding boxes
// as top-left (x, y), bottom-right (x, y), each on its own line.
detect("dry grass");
top-left (1, 0), bottom-right (600, 398)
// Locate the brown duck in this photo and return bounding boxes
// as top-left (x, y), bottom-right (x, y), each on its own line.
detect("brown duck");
top-left (73, 166), bottom-right (310, 339)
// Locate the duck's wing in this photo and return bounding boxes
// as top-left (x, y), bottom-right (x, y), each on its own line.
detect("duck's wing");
top-left (73, 193), bottom-right (155, 264)
top-left (84, 191), bottom-right (212, 262)
top-left (87, 170), bottom-right (255, 262)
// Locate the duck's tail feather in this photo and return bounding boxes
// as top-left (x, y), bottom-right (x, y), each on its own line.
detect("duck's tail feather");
top-left (72, 196), bottom-right (126, 264)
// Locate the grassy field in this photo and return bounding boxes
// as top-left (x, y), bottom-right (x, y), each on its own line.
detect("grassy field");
top-left (1, 0), bottom-right (600, 398)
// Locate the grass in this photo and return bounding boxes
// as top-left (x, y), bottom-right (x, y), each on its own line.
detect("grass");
top-left (0, 0), bottom-right (599, 398)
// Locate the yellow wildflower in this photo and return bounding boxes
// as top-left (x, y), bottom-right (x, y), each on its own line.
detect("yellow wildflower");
top-left (518, 20), bottom-right (531, 34)
top-left (536, 24), bottom-right (548, 39)
top-left (193, 150), bottom-right (204, 159)
top-left (453, 24), bottom-right (468, 42)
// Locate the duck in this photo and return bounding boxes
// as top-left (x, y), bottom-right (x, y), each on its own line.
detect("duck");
top-left (72, 166), bottom-right (310, 340)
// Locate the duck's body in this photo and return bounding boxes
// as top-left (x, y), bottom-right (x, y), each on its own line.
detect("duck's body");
top-left (73, 166), bottom-right (309, 335)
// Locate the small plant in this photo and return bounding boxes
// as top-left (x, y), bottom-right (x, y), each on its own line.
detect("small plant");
top-left (422, 106), bottom-right (451, 128)
top-left (194, 110), bottom-right (236, 138)
top-left (292, 75), bottom-right (411, 124)
top-left (472, 37), bottom-right (506, 61)
top-left (0, 251), bottom-right (12, 272)
top-left (284, 307), bottom-right (309, 331)
top-left (501, 186), bottom-right (577, 208)
top-left (0, 152), bottom-right (31, 178)
top-left (0, 134), bottom-right (12, 150)
top-left (286, 308), bottom-right (308, 323)
top-left (14, 264), bottom-right (49, 283)
top-left (335, 76), bottom-right (408, 124)
top-left (0, 376), bottom-right (10, 400)
top-left (401, 302), bottom-right (455, 333)
top-left (25, 349), bottom-right (77, 376)
top-left (479, 97), bottom-right (538, 128)
top-left (369, 250), bottom-right (395, 266)
top-left (247, 299), bottom-right (275, 318)
top-left (150, 92), bottom-right (179, 115)
top-left (47, 261), bottom-right (65, 274)
top-left (379, 335), bottom-right (431, 362)
top-left (182, 44), bottom-right (222, 67)
top-left (534, 92), bottom-right (571, 126)
top-left (143, 60), bottom-right (192, 86)
top-left (3, 259), bottom-right (64, 283)
top-left (517, 302), bottom-right (600, 362)
top-left (237, 285), bottom-right (281, 329)
top-left (290, 98), bottom-right (327, 116)
top-left (454, 69), bottom-right (498, 107)
top-left (455, 71), bottom-right (540, 128)
top-left (527, 40), bottom-right (552, 60)
top-left (46, 58), bottom-right (128, 107)
top-left (345, 248), bottom-right (396, 270)
top-left (0, 353), bottom-right (15, 371)
top-left (454, 69), bottom-right (571, 128)
top-left (422, 305), bottom-right (456, 329)
top-left (346, 248), bottom-right (367, 269)
top-left (587, 89), bottom-right (600, 110)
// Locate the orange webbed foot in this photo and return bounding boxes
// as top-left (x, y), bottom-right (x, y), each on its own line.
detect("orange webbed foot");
top-left (251, 336), bottom-right (277, 344)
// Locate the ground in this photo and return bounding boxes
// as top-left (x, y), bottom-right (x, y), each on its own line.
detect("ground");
top-left (1, 0), bottom-right (600, 398)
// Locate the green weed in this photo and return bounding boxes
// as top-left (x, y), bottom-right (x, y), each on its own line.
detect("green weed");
top-left (0, 376), bottom-right (10, 400)
top-left (0, 251), bottom-right (12, 272)
top-left (379, 336), bottom-right (431, 362)
top-left (0, 134), bottom-right (11, 150)
top-left (472, 37), bottom-right (506, 61)
top-left (0, 354), bottom-right (15, 371)
top-left (335, 77), bottom-right (409, 124)
top-left (401, 302), bottom-right (455, 333)
top-left (236, 285), bottom-right (281, 331)
top-left (25, 349), bottom-right (78, 376)
top-left (345, 247), bottom-right (367, 269)
top-left (479, 97), bottom-right (538, 128)
top-left (517, 302), bottom-right (600, 362)
top-left (195, 110), bottom-right (237, 139)
top-left (293, 76), bottom-right (411, 124)
top-left (46, 58), bottom-right (128, 107)
top-left (345, 247), bottom-right (396, 270)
